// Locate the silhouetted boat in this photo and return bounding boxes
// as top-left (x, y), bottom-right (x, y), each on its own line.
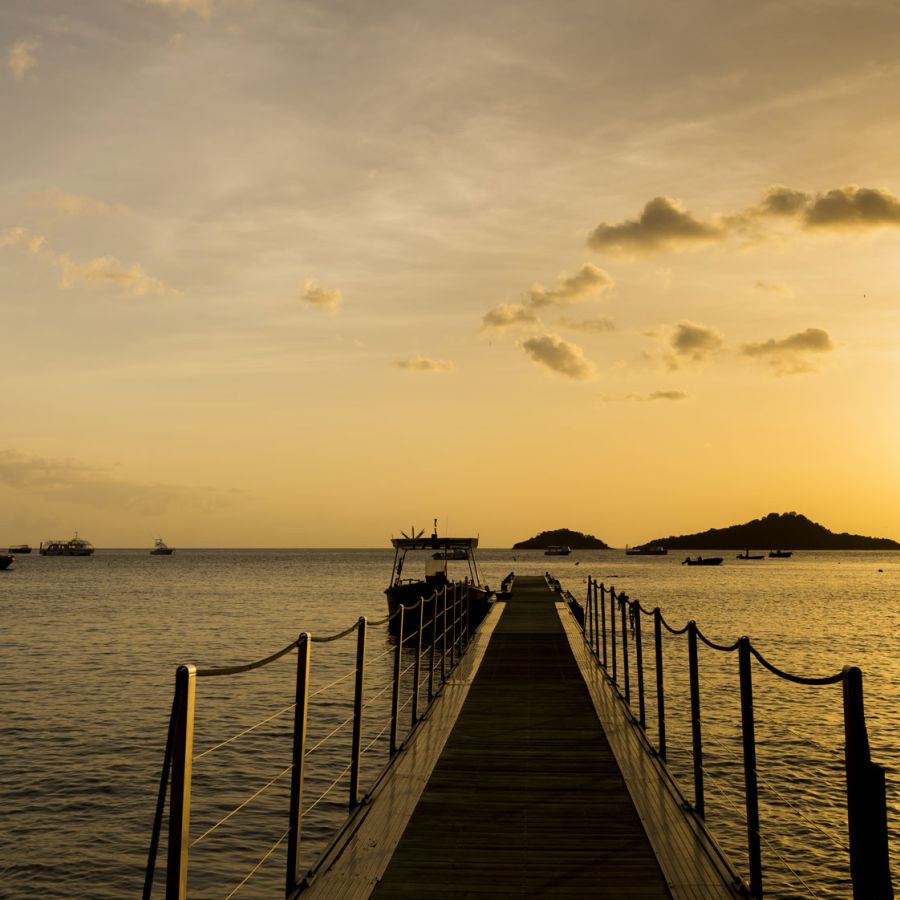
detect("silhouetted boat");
top-left (150, 538), bottom-right (174, 556)
top-left (625, 545), bottom-right (667, 556)
top-left (8, 544), bottom-right (31, 554)
top-left (544, 546), bottom-right (571, 556)
top-left (737, 550), bottom-right (765, 560)
top-left (432, 547), bottom-right (468, 560)
top-left (0, 554), bottom-right (13, 570)
top-left (39, 533), bottom-right (94, 556)
top-left (769, 550), bottom-right (793, 558)
top-left (682, 556), bottom-right (723, 566)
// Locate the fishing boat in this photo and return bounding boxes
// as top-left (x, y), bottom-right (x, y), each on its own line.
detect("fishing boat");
top-left (8, 544), bottom-right (31, 554)
top-left (386, 521), bottom-right (491, 628)
top-left (150, 538), bottom-right (174, 556)
top-left (544, 546), bottom-right (571, 556)
top-left (625, 545), bottom-right (668, 556)
top-left (769, 550), bottom-right (793, 558)
top-left (0, 554), bottom-right (13, 570)
top-left (39, 533), bottom-right (95, 556)
top-left (682, 556), bottom-right (723, 566)
top-left (737, 550), bottom-right (765, 560)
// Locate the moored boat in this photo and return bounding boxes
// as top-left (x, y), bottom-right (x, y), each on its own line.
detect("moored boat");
top-left (737, 550), bottom-right (765, 560)
top-left (0, 554), bottom-right (14, 570)
top-left (8, 544), bottom-right (32, 554)
top-left (39, 533), bottom-right (94, 556)
top-left (682, 556), bottom-right (723, 566)
top-left (150, 538), bottom-right (174, 555)
top-left (769, 549), bottom-right (793, 558)
top-left (544, 545), bottom-right (571, 556)
top-left (625, 545), bottom-right (668, 556)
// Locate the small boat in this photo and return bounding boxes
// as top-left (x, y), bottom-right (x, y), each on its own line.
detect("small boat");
top-left (768, 550), bottom-right (793, 558)
top-left (544, 546), bottom-right (571, 556)
top-left (8, 544), bottom-right (32, 554)
top-left (39, 533), bottom-right (95, 556)
top-left (0, 554), bottom-right (14, 570)
top-left (682, 556), bottom-right (723, 566)
top-left (737, 550), bottom-right (765, 560)
top-left (625, 545), bottom-right (668, 556)
top-left (150, 538), bottom-right (174, 556)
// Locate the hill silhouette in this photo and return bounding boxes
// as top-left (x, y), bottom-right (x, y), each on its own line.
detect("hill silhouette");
top-left (513, 528), bottom-right (609, 550)
top-left (644, 512), bottom-right (899, 551)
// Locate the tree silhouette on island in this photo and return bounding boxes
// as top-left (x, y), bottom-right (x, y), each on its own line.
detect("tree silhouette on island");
top-left (512, 528), bottom-right (609, 550)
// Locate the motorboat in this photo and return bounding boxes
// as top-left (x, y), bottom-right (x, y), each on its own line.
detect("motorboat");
top-left (0, 554), bottom-right (13, 570)
top-left (625, 545), bottom-right (668, 556)
top-left (737, 550), bottom-right (765, 560)
top-left (39, 533), bottom-right (94, 556)
top-left (769, 550), bottom-right (793, 558)
top-left (150, 538), bottom-right (174, 555)
top-left (682, 556), bottom-right (723, 566)
top-left (386, 521), bottom-right (491, 629)
top-left (544, 546), bottom-right (571, 556)
top-left (8, 544), bottom-right (31, 554)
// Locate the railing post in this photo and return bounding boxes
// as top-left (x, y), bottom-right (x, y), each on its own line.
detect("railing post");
top-left (842, 665), bottom-right (893, 899)
top-left (738, 637), bottom-right (762, 899)
top-left (286, 634), bottom-right (311, 895)
top-left (166, 664), bottom-right (196, 900)
top-left (349, 618), bottom-right (366, 810)
top-left (610, 587), bottom-right (617, 685)
top-left (634, 603), bottom-right (646, 729)
top-left (586, 578), bottom-right (593, 646)
top-left (653, 608), bottom-right (666, 760)
top-left (412, 599), bottom-right (423, 727)
top-left (687, 621), bottom-right (704, 817)
top-left (600, 583), bottom-right (607, 669)
top-left (591, 579), bottom-right (598, 655)
top-left (440, 586), bottom-right (447, 683)
top-left (390, 608), bottom-right (403, 756)
top-left (428, 594), bottom-right (437, 701)
top-left (620, 593), bottom-right (630, 704)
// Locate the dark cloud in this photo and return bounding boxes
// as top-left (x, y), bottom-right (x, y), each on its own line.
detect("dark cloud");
top-left (394, 354), bottom-right (454, 372)
top-left (528, 263), bottom-right (613, 307)
top-left (521, 334), bottom-right (595, 380)
top-left (646, 390), bottom-right (688, 401)
top-left (557, 316), bottom-right (616, 333)
top-left (741, 327), bottom-right (836, 375)
top-left (804, 186), bottom-right (900, 229)
top-left (481, 303), bottom-right (539, 332)
top-left (646, 320), bottom-right (724, 371)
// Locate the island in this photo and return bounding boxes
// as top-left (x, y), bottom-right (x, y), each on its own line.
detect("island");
top-left (513, 528), bottom-right (609, 550)
top-left (641, 512), bottom-right (900, 551)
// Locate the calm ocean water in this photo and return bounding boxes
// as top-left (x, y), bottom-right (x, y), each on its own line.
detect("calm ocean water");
top-left (1, 548), bottom-right (898, 898)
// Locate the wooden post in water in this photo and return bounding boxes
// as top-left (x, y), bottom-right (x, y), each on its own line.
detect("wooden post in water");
top-left (842, 665), bottom-right (893, 899)
top-left (687, 621), bottom-right (704, 817)
top-left (737, 637), bottom-right (762, 899)
top-left (390, 608), bottom-right (404, 756)
top-left (349, 618), bottom-right (366, 810)
top-left (653, 609), bottom-right (666, 760)
top-left (286, 635), bottom-right (311, 895)
top-left (166, 664), bottom-right (196, 900)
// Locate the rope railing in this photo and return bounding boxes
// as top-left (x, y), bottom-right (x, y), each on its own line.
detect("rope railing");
top-left (143, 577), bottom-right (487, 899)
top-left (575, 575), bottom-right (892, 900)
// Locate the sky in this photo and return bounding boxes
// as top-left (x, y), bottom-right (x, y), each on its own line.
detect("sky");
top-left (2, 0), bottom-right (900, 548)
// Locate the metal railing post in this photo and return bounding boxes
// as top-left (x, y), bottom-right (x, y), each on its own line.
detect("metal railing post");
top-left (653, 608), bottom-right (666, 760)
top-left (842, 665), bottom-right (892, 899)
top-left (286, 634), bottom-right (311, 895)
top-left (634, 603), bottom-right (646, 729)
top-left (586, 578), bottom-right (593, 646)
top-left (451, 584), bottom-right (458, 667)
top-left (687, 621), bottom-right (704, 817)
top-left (590, 580), bottom-right (598, 655)
top-left (600, 583), bottom-right (607, 669)
top-left (620, 593), bottom-right (630, 704)
top-left (738, 637), bottom-right (762, 899)
top-left (440, 586), bottom-right (447, 683)
top-left (610, 587), bottom-right (617, 685)
top-left (428, 594), bottom-right (437, 701)
top-left (165, 664), bottom-right (196, 900)
top-left (390, 608), bottom-right (404, 756)
top-left (412, 599), bottom-right (423, 727)
top-left (349, 618), bottom-right (366, 810)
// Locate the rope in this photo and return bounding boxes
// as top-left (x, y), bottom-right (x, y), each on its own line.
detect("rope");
top-left (368, 612), bottom-right (393, 627)
top-left (224, 827), bottom-right (290, 899)
top-left (362, 721), bottom-right (391, 754)
top-left (309, 665), bottom-right (357, 699)
top-left (311, 621), bottom-right (360, 643)
top-left (196, 638), bottom-right (299, 677)
top-left (194, 701), bottom-right (296, 762)
top-left (757, 829), bottom-right (819, 897)
top-left (305, 763), bottom-right (352, 814)
top-left (304, 711), bottom-right (355, 757)
top-left (190, 762), bottom-right (293, 847)
top-left (747, 644), bottom-right (844, 686)
top-left (659, 613), bottom-right (689, 635)
top-left (361, 680), bottom-right (393, 710)
top-left (367, 643), bottom-right (399, 666)
top-left (694, 626), bottom-right (740, 653)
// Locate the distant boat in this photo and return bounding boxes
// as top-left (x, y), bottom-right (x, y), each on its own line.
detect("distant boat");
top-left (769, 550), bottom-right (793, 558)
top-left (432, 547), bottom-right (468, 560)
top-left (682, 556), bottom-right (723, 566)
top-left (8, 544), bottom-right (31, 554)
top-left (39, 533), bottom-right (94, 556)
top-left (150, 538), bottom-right (174, 556)
top-left (625, 545), bottom-right (668, 556)
top-left (544, 546), bottom-right (571, 556)
top-left (0, 554), bottom-right (14, 570)
top-left (737, 550), bottom-right (765, 560)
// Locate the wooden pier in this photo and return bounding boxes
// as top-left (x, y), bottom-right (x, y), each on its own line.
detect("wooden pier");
top-left (302, 577), bottom-right (739, 899)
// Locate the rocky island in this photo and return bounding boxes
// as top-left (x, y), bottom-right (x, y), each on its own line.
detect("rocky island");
top-left (513, 528), bottom-right (609, 550)
top-left (642, 512), bottom-right (900, 551)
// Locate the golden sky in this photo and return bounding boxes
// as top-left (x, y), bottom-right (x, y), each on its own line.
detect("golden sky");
top-left (3, 0), bottom-right (900, 547)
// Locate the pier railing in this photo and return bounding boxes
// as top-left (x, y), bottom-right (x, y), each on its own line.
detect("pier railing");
top-left (573, 576), bottom-right (892, 900)
top-left (143, 581), bottom-right (483, 899)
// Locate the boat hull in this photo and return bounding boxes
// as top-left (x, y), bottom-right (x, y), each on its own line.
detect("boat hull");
top-left (150, 548), bottom-right (174, 555)
top-left (682, 557), bottom-right (724, 566)
top-left (8, 545), bottom-right (31, 554)
top-left (0, 554), bottom-right (13, 570)
top-left (385, 580), bottom-right (492, 633)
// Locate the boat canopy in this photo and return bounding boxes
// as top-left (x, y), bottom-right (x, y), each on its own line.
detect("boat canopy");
top-left (390, 535), bottom-right (479, 551)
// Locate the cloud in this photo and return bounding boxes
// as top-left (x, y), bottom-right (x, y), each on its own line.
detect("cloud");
top-left (301, 278), bottom-right (342, 315)
top-left (144, 0), bottom-right (213, 19)
top-left (521, 334), bottom-right (595, 380)
top-left (804, 186), bottom-right (900, 230)
top-left (646, 390), bottom-right (688, 401)
top-left (741, 327), bottom-right (836, 375)
top-left (754, 279), bottom-right (793, 296)
top-left (394, 354), bottom-right (454, 373)
top-left (648, 320), bottom-right (724, 371)
top-left (1, 226), bottom-right (46, 253)
top-left (29, 190), bottom-right (126, 217)
top-left (528, 264), bottom-right (614, 307)
top-left (57, 255), bottom-right (174, 296)
top-left (8, 40), bottom-right (39, 82)
top-left (587, 197), bottom-right (724, 255)
top-left (557, 316), bottom-right (616, 334)
top-left (481, 303), bottom-right (540, 333)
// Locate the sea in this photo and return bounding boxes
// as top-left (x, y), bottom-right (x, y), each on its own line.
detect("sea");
top-left (1, 548), bottom-right (898, 899)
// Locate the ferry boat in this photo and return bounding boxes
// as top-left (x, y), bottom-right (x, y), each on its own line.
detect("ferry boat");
top-left (39, 534), bottom-right (95, 556)
top-left (386, 521), bottom-right (491, 627)
top-left (0, 554), bottom-right (13, 570)
top-left (150, 538), bottom-right (174, 555)
top-left (544, 546), bottom-right (571, 556)
top-left (625, 545), bottom-right (667, 556)
top-left (8, 544), bottom-right (31, 554)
